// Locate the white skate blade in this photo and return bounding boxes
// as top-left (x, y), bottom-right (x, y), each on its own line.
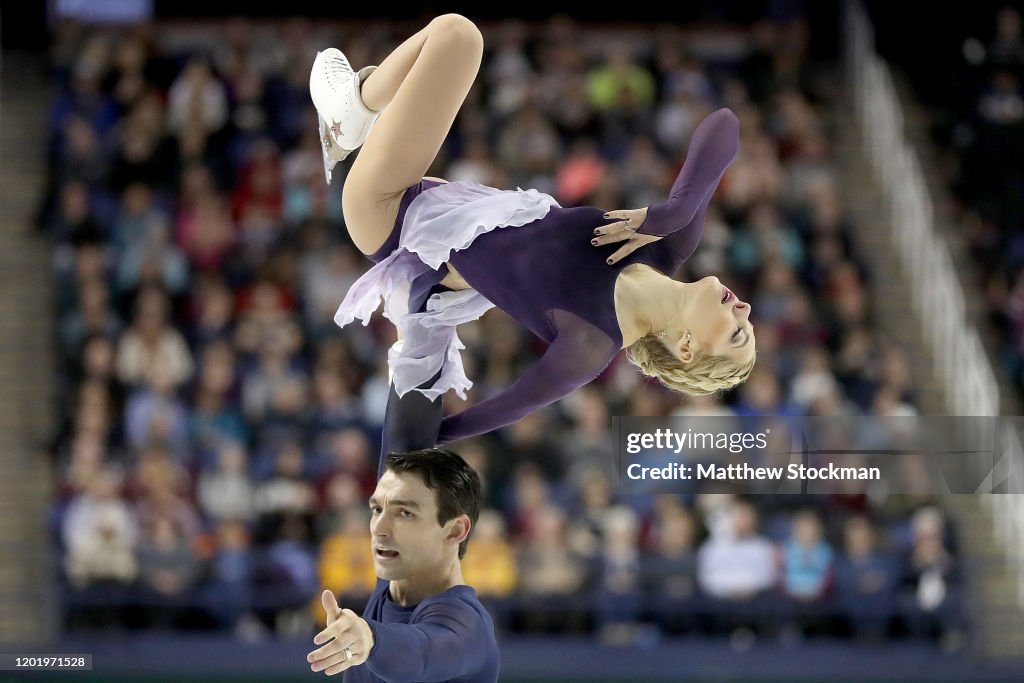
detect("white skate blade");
top-left (318, 112), bottom-right (337, 185)
top-left (318, 112), bottom-right (352, 185)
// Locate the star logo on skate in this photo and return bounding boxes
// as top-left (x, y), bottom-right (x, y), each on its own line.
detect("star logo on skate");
top-left (330, 119), bottom-right (344, 138)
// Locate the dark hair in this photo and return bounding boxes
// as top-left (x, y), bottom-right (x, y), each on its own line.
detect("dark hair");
top-left (384, 449), bottom-right (482, 559)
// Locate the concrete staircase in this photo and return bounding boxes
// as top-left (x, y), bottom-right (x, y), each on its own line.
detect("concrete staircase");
top-left (890, 71), bottom-right (1022, 417)
top-left (834, 96), bottom-right (954, 417)
top-left (948, 496), bottom-right (1024, 659)
top-left (833, 76), bottom-right (1024, 659)
top-left (0, 50), bottom-right (59, 644)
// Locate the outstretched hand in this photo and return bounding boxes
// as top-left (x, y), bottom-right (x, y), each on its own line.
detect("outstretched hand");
top-left (591, 207), bottom-right (661, 265)
top-left (308, 589), bottom-right (374, 676)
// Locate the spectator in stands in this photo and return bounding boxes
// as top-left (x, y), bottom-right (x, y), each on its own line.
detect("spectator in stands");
top-left (722, 133), bottom-right (785, 211)
top-left (255, 514), bottom-right (319, 637)
top-left (779, 508), bottom-right (834, 636)
top-left (461, 509), bottom-right (517, 630)
top-left (51, 55), bottom-right (119, 144)
top-left (789, 348), bottom-right (840, 412)
top-left (308, 366), bottom-right (363, 443)
top-left (136, 515), bottom-right (201, 628)
top-left (302, 243), bottom-right (363, 334)
top-left (62, 465), bottom-right (138, 628)
top-left (643, 504), bottom-right (700, 634)
top-left (314, 470), bottom-right (362, 541)
top-left (752, 258), bottom-right (800, 326)
top-left (61, 278), bottom-right (121, 354)
top-left (124, 363), bottom-right (190, 457)
top-left (135, 491), bottom-right (200, 557)
top-left (449, 135), bottom-right (503, 187)
top-left (189, 341), bottom-right (246, 461)
top-left (835, 515), bottom-right (898, 639)
top-left (697, 498), bottom-right (777, 637)
top-left (177, 185), bottom-right (237, 272)
top-left (833, 325), bottom-right (882, 410)
top-left (59, 431), bottom-right (106, 500)
top-left (587, 42), bottom-right (656, 113)
top-left (313, 427), bottom-right (377, 498)
top-left (233, 279), bottom-right (302, 358)
top-left (108, 93), bottom-right (173, 193)
top-left (74, 332), bottom-right (118, 392)
top-left (566, 468), bottom-right (614, 559)
top-left (60, 239), bottom-right (110, 310)
top-left (117, 214), bottom-right (189, 296)
top-left (900, 507), bottom-right (965, 646)
top-left (202, 519), bottom-right (257, 635)
top-left (240, 331), bottom-right (307, 425)
top-left (48, 179), bottom-right (104, 244)
top-left (317, 509), bottom-right (378, 616)
top-left (232, 141), bottom-right (284, 256)
top-left (489, 407), bottom-right (566, 490)
top-left (989, 7), bottom-right (1024, 68)
top-left (116, 286), bottom-right (194, 389)
top-left (167, 56), bottom-right (228, 135)
top-left (503, 461), bottom-right (553, 541)
top-left (729, 201), bottom-right (804, 277)
top-left (188, 275), bottom-right (237, 346)
top-left (559, 386), bottom-right (614, 483)
top-left (253, 442), bottom-right (317, 532)
top-left (781, 509), bottom-right (833, 599)
top-left (198, 440), bottom-right (255, 523)
top-left (111, 182), bottom-right (169, 252)
top-left (517, 503), bottom-right (588, 632)
top-left (56, 116), bottom-right (107, 187)
top-left (734, 366), bottom-right (789, 415)
top-left (591, 506), bottom-right (644, 644)
top-left (68, 378), bottom-right (118, 449)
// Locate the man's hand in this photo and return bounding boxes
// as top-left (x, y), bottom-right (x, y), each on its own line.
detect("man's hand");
top-left (307, 589), bottom-right (375, 676)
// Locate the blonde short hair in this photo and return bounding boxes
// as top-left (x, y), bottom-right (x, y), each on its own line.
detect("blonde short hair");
top-left (626, 334), bottom-right (755, 396)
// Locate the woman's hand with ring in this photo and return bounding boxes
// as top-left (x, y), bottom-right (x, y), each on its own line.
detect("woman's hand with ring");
top-left (591, 207), bottom-right (661, 265)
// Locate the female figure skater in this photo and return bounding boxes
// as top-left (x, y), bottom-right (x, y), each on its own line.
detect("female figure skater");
top-left (309, 14), bottom-right (755, 446)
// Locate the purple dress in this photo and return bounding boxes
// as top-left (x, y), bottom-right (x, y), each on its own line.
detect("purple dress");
top-left (340, 108), bottom-right (740, 445)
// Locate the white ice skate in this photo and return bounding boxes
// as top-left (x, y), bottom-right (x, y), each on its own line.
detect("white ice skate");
top-left (309, 48), bottom-right (379, 184)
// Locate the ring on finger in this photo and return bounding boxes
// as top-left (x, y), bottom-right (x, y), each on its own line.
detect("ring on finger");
top-left (342, 646), bottom-right (353, 662)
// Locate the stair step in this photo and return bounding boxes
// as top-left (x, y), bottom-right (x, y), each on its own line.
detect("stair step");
top-left (0, 50), bottom-right (59, 643)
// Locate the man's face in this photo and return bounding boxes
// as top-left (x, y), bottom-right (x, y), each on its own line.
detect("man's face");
top-left (368, 470), bottom-right (452, 581)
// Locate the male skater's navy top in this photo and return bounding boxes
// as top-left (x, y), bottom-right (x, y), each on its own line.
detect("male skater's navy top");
top-left (342, 351), bottom-right (499, 683)
top-left (345, 579), bottom-right (499, 682)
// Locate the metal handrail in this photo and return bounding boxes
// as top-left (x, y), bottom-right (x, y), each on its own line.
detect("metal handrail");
top-left (845, 0), bottom-right (1024, 604)
top-left (845, 0), bottom-right (998, 416)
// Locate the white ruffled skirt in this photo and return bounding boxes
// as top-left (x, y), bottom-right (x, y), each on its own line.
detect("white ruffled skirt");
top-left (334, 180), bottom-right (560, 400)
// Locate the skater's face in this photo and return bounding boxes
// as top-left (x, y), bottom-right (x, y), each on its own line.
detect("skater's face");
top-left (368, 470), bottom-right (469, 582)
top-left (673, 276), bottom-right (755, 366)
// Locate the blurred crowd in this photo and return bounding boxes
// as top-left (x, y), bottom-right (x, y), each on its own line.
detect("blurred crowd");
top-left (43, 13), bottom-right (960, 646)
top-left (933, 7), bottom-right (1024, 393)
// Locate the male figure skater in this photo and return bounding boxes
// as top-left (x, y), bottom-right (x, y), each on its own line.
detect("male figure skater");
top-left (307, 282), bottom-right (499, 681)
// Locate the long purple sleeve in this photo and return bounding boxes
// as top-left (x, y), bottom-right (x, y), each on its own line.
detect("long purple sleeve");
top-left (436, 312), bottom-right (618, 445)
top-left (638, 108), bottom-right (740, 240)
